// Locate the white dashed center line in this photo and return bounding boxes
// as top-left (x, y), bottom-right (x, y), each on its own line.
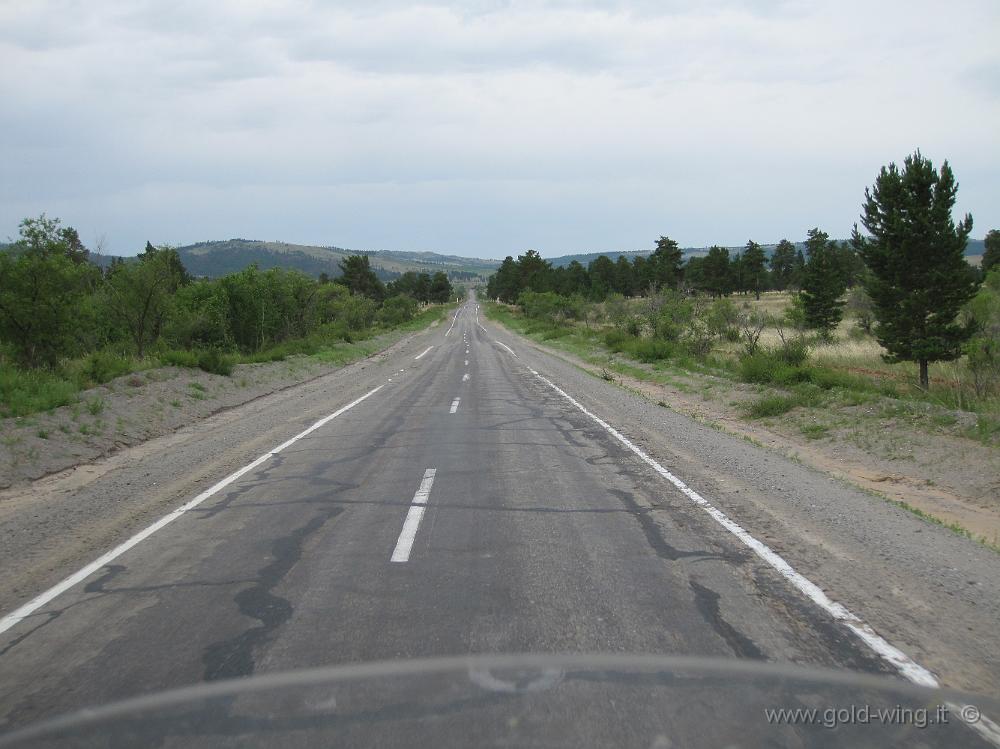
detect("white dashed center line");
top-left (390, 468), bottom-right (437, 563)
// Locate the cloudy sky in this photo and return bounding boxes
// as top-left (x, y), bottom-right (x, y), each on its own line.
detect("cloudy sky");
top-left (1, 1), bottom-right (997, 258)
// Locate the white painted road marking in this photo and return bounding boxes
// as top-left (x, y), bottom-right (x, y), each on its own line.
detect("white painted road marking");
top-left (390, 468), bottom-right (437, 563)
top-left (462, 373), bottom-right (470, 382)
top-left (445, 309), bottom-right (460, 336)
top-left (495, 340), bottom-right (517, 357)
top-left (450, 398), bottom-right (461, 413)
top-left (414, 346), bottom-right (433, 360)
top-left (526, 366), bottom-right (941, 686)
top-left (0, 384), bottom-right (386, 638)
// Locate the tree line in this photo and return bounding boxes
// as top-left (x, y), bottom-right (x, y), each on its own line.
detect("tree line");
top-left (0, 218), bottom-right (454, 372)
top-left (487, 151), bottom-right (995, 389)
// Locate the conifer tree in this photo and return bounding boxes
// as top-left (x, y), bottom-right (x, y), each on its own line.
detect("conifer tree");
top-left (799, 228), bottom-right (846, 338)
top-left (743, 240), bottom-right (767, 299)
top-left (852, 151), bottom-right (979, 389)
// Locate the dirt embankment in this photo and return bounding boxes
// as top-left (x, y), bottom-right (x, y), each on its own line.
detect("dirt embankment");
top-left (0, 326), bottom-right (440, 490)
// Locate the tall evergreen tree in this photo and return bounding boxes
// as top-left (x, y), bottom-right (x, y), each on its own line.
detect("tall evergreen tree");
top-left (799, 228), bottom-right (847, 338)
top-left (487, 257), bottom-right (520, 302)
top-left (984, 229), bottom-right (1000, 274)
top-left (702, 245), bottom-right (732, 297)
top-left (336, 255), bottom-right (385, 300)
top-left (588, 255), bottom-right (616, 300)
top-left (743, 240), bottom-right (767, 299)
top-left (769, 239), bottom-right (796, 291)
top-left (648, 235), bottom-right (684, 289)
top-left (853, 151), bottom-right (979, 388)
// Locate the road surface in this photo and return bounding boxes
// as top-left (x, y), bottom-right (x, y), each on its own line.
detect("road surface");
top-left (1, 293), bottom-right (998, 745)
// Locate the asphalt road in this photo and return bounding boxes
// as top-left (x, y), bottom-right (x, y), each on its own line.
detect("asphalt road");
top-left (1, 293), bottom-right (997, 746)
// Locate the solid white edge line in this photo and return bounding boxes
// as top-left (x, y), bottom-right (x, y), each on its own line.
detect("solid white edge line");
top-left (538, 365), bottom-right (1000, 745)
top-left (494, 340), bottom-right (517, 357)
top-left (0, 383), bottom-right (386, 637)
top-left (530, 368), bottom-right (942, 688)
top-left (414, 346), bottom-right (434, 360)
top-left (445, 308), bottom-right (460, 337)
top-left (390, 468), bottom-right (438, 562)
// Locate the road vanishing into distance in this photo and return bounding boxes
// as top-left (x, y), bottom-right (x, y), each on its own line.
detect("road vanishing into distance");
top-left (1, 292), bottom-right (999, 746)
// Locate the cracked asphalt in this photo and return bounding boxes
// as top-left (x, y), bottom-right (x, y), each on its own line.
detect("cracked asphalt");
top-left (0, 293), bottom-right (998, 746)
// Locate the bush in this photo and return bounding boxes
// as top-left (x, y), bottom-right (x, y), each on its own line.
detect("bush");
top-left (70, 351), bottom-right (134, 388)
top-left (377, 294), bottom-right (418, 327)
top-left (743, 385), bottom-right (824, 418)
top-left (604, 329), bottom-right (630, 351)
top-left (159, 348), bottom-right (233, 376)
top-left (629, 338), bottom-right (675, 362)
top-left (159, 349), bottom-right (199, 368)
top-left (738, 349), bottom-right (810, 386)
top-left (197, 348), bottom-right (234, 376)
top-left (705, 298), bottom-right (739, 340)
top-left (0, 366), bottom-right (79, 418)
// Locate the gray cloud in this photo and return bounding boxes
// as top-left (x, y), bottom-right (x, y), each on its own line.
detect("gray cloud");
top-left (1, 0), bottom-right (997, 255)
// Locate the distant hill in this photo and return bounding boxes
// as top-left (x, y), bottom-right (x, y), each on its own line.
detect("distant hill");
top-left (88, 239), bottom-right (500, 282)
top-left (4, 235), bottom-right (986, 277)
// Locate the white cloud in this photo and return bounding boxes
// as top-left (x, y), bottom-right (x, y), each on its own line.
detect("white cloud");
top-left (1, 0), bottom-right (997, 254)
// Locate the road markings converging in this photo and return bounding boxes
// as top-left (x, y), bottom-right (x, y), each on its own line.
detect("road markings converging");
top-left (415, 346), bottom-right (434, 360)
top-left (450, 398), bottom-right (461, 413)
top-left (494, 340), bottom-right (517, 358)
top-left (390, 468), bottom-right (438, 563)
top-left (0, 384), bottom-right (386, 638)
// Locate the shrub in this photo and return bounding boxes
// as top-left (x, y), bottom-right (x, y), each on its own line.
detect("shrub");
top-left (79, 351), bottom-right (133, 386)
top-left (629, 338), bottom-right (675, 362)
top-left (159, 349), bottom-right (199, 368)
top-left (0, 366), bottom-right (78, 418)
top-left (705, 298), bottom-right (739, 340)
top-left (738, 349), bottom-right (810, 386)
top-left (377, 295), bottom-right (418, 327)
top-left (197, 348), bottom-right (234, 376)
top-left (604, 329), bottom-right (630, 351)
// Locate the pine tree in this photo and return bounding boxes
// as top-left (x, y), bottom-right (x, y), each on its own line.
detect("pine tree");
top-left (743, 240), bottom-right (767, 299)
top-left (984, 229), bottom-right (1000, 274)
top-left (769, 239), bottom-right (796, 290)
top-left (702, 246), bottom-right (731, 297)
top-left (799, 228), bottom-right (846, 338)
top-left (853, 151), bottom-right (979, 389)
top-left (649, 236), bottom-right (684, 289)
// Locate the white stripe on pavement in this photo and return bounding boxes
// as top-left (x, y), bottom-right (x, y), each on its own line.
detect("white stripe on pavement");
top-left (528, 366), bottom-right (940, 688)
top-left (414, 346), bottom-right (433, 360)
top-left (0, 383), bottom-right (386, 637)
top-left (390, 468), bottom-right (438, 563)
top-left (450, 398), bottom-right (460, 413)
top-left (495, 341), bottom-right (517, 357)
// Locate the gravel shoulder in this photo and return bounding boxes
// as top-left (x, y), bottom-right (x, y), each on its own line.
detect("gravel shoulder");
top-left (488, 315), bottom-right (1000, 694)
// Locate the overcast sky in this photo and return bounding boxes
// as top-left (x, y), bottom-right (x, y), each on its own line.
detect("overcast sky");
top-left (1, 1), bottom-right (997, 258)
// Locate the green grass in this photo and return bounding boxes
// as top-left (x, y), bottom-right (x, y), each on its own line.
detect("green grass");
top-left (0, 367), bottom-right (79, 418)
top-left (800, 423), bottom-right (830, 440)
